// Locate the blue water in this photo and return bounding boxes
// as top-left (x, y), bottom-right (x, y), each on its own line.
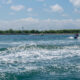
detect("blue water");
top-left (0, 34), bottom-right (80, 80)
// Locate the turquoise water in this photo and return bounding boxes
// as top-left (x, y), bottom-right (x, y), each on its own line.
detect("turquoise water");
top-left (0, 34), bottom-right (80, 80)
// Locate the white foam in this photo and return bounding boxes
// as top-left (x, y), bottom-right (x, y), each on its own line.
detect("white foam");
top-left (0, 43), bottom-right (80, 73)
top-left (68, 36), bottom-right (80, 39)
top-left (68, 36), bottom-right (74, 39)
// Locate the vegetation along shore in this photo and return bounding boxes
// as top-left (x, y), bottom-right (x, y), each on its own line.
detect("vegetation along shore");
top-left (0, 29), bottom-right (80, 35)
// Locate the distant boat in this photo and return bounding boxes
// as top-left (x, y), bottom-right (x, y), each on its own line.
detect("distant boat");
top-left (74, 33), bottom-right (79, 39)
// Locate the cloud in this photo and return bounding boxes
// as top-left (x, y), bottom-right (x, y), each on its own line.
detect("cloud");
top-left (1, 0), bottom-right (12, 4)
top-left (70, 0), bottom-right (80, 14)
top-left (62, 14), bottom-right (69, 17)
top-left (19, 17), bottom-right (39, 22)
top-left (11, 5), bottom-right (24, 11)
top-left (0, 17), bottom-right (80, 30)
top-left (74, 8), bottom-right (80, 13)
top-left (6, 0), bottom-right (12, 4)
top-left (50, 4), bottom-right (63, 13)
top-left (36, 0), bottom-right (45, 2)
top-left (70, 0), bottom-right (80, 7)
top-left (27, 8), bottom-right (33, 12)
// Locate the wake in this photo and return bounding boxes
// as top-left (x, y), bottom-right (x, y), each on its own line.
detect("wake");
top-left (68, 36), bottom-right (80, 39)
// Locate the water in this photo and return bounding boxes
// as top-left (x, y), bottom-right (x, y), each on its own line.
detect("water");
top-left (0, 34), bottom-right (80, 80)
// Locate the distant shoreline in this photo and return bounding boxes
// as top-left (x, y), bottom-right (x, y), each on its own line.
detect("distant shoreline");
top-left (0, 29), bottom-right (79, 35)
top-left (0, 33), bottom-right (75, 35)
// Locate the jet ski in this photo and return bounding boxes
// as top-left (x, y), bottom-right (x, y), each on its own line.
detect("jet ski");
top-left (74, 33), bottom-right (79, 39)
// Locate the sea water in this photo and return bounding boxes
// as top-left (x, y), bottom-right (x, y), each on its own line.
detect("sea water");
top-left (0, 34), bottom-right (80, 80)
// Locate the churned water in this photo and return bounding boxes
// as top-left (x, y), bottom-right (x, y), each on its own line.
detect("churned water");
top-left (0, 34), bottom-right (80, 80)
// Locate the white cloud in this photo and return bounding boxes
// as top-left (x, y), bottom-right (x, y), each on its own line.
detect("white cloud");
top-left (11, 5), bottom-right (24, 11)
top-left (70, 0), bottom-right (80, 14)
top-left (6, 0), bottom-right (12, 4)
top-left (19, 17), bottom-right (39, 22)
top-left (0, 17), bottom-right (80, 30)
top-left (50, 4), bottom-right (63, 13)
top-left (27, 8), bottom-right (33, 12)
top-left (70, 0), bottom-right (80, 7)
top-left (1, 0), bottom-right (12, 4)
top-left (62, 14), bottom-right (68, 17)
top-left (37, 0), bottom-right (45, 2)
top-left (74, 8), bottom-right (80, 13)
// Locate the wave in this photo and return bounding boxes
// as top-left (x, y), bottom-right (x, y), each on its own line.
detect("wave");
top-left (0, 35), bottom-right (80, 79)
top-left (0, 43), bottom-right (79, 79)
top-left (0, 44), bottom-right (79, 73)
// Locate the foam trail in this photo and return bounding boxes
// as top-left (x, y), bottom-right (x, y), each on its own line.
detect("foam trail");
top-left (68, 36), bottom-right (80, 40)
top-left (68, 36), bottom-right (74, 39)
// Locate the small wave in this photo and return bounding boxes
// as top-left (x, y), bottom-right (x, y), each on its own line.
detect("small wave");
top-left (68, 36), bottom-right (74, 39)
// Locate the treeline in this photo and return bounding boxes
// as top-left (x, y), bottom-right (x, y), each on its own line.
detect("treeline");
top-left (0, 29), bottom-right (80, 34)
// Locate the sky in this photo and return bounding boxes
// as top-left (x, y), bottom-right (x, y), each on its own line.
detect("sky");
top-left (0, 0), bottom-right (80, 30)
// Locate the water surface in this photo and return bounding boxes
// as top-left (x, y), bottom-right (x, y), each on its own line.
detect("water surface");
top-left (0, 34), bottom-right (80, 80)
